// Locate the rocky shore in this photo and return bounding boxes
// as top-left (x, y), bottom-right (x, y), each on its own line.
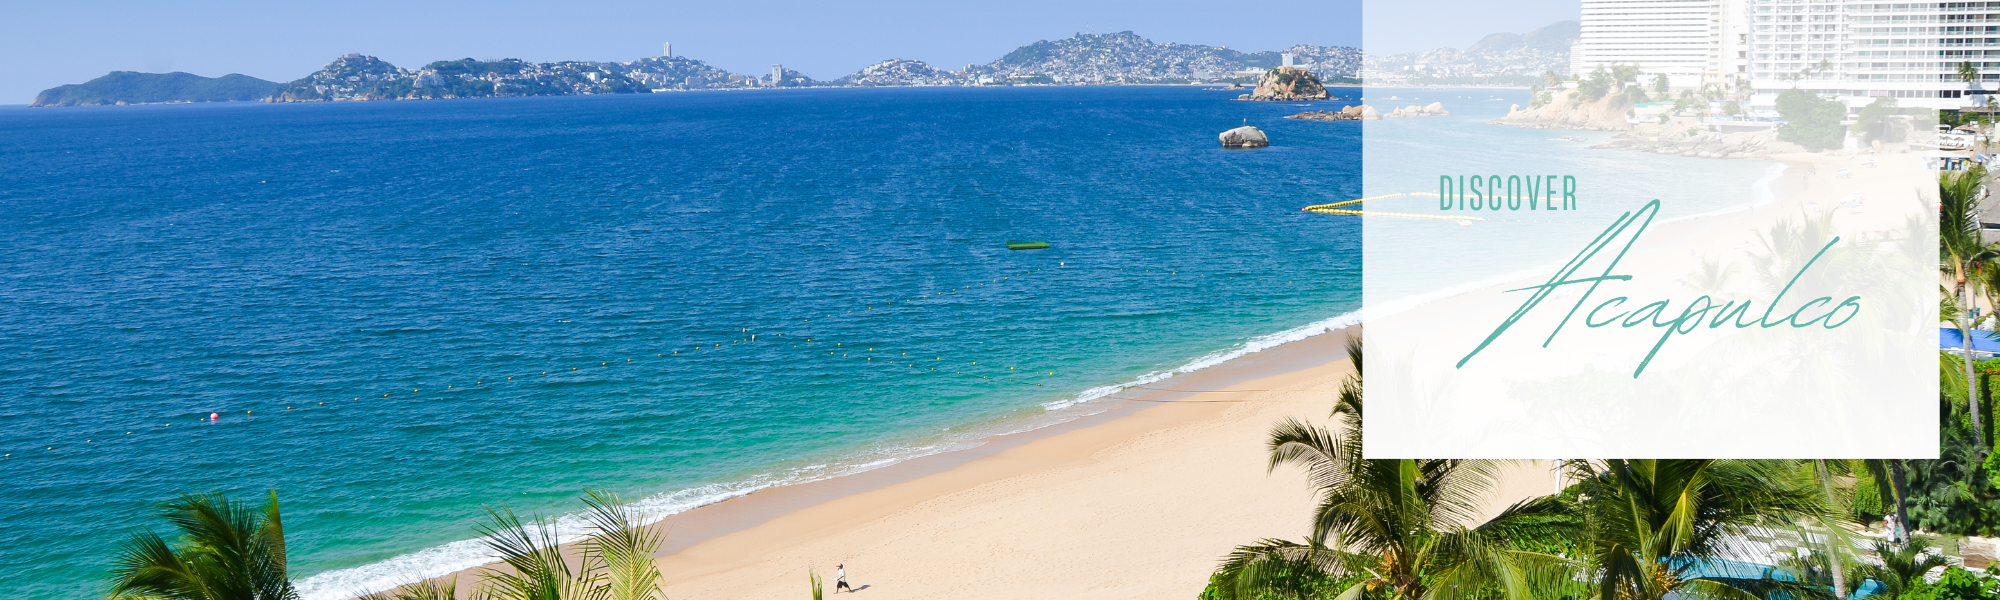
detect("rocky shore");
top-left (1384, 102), bottom-right (1449, 118)
top-left (1488, 88), bottom-right (1631, 131)
top-left (1285, 102), bottom-right (1447, 122)
top-left (1588, 123), bottom-right (1800, 159)
top-left (1487, 87), bottom-right (1800, 159)
top-left (1287, 105), bottom-right (1377, 121)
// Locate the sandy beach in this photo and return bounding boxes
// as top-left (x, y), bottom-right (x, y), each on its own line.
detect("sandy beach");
top-left (386, 147), bottom-right (1904, 600)
top-left (627, 148), bottom-right (1907, 599)
top-left (385, 324), bottom-right (1557, 599)
top-left (645, 329), bottom-right (1553, 599)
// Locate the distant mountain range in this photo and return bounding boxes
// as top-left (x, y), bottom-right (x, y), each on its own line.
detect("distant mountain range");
top-left (1363, 20), bottom-right (1577, 86)
top-left (44, 26), bottom-right (1577, 107)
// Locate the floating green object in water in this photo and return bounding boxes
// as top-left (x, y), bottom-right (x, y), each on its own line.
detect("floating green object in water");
top-left (1006, 241), bottom-right (1051, 250)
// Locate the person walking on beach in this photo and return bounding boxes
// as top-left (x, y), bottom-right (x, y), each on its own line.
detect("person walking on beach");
top-left (835, 563), bottom-right (852, 593)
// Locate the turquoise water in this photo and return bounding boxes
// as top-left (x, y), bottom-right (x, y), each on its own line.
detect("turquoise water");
top-left (0, 86), bottom-right (1366, 598)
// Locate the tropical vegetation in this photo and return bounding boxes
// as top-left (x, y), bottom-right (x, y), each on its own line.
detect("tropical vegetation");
top-left (108, 490), bottom-right (668, 600)
top-left (1206, 331), bottom-right (2000, 599)
top-left (1775, 89), bottom-right (1846, 151)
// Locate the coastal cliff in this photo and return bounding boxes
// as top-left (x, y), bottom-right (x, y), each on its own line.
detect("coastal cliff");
top-left (1489, 88), bottom-right (1632, 131)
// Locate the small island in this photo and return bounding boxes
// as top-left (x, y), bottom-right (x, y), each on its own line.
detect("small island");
top-left (1237, 66), bottom-right (1328, 102)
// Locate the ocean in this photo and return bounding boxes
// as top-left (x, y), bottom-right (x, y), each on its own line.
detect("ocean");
top-left (0, 86), bottom-right (1369, 599)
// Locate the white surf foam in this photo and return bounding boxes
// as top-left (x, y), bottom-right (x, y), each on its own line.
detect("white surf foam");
top-left (295, 306), bottom-right (1369, 599)
top-left (1039, 308), bottom-right (1364, 412)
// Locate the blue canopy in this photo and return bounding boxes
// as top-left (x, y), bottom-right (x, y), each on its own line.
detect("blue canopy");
top-left (1941, 327), bottom-right (2000, 353)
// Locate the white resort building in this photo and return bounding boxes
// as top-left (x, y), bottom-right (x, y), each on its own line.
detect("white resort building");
top-left (1743, 0), bottom-right (1994, 112)
top-left (1574, 0), bottom-right (1999, 113)
top-left (1573, 0), bottom-right (1726, 89)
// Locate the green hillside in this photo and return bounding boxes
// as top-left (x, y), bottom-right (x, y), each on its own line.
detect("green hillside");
top-left (32, 71), bottom-right (279, 107)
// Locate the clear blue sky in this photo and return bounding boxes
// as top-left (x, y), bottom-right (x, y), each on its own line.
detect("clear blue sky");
top-left (2, 0), bottom-right (1579, 105)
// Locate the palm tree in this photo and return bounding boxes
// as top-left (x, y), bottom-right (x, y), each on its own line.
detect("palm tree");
top-left (1767, 542), bottom-right (1869, 600)
top-left (359, 577), bottom-right (456, 600)
top-left (1858, 459), bottom-right (1914, 543)
top-left (578, 490), bottom-right (666, 600)
top-left (471, 489), bottom-right (667, 600)
top-left (472, 507), bottom-right (604, 600)
top-left (1798, 459), bottom-right (1860, 599)
top-left (1569, 459), bottom-right (1821, 600)
top-left (1961, 61), bottom-right (1983, 96)
top-left (108, 491), bottom-right (299, 600)
top-left (1941, 166), bottom-right (1993, 445)
top-left (1212, 339), bottom-right (1575, 600)
top-left (1870, 536), bottom-right (1951, 598)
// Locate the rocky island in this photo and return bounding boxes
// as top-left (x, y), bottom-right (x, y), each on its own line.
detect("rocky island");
top-left (1238, 66), bottom-right (1329, 101)
top-left (1220, 125), bottom-right (1270, 148)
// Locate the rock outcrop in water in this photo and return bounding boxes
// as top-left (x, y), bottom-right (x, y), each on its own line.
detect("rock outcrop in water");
top-left (1385, 102), bottom-right (1449, 118)
top-left (1220, 125), bottom-right (1270, 148)
top-left (1286, 104), bottom-right (1379, 121)
top-left (1238, 66), bottom-right (1328, 101)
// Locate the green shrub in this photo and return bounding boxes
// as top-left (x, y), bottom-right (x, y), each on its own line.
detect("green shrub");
top-left (1776, 89), bottom-right (1846, 151)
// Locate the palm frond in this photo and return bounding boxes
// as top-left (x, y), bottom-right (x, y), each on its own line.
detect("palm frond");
top-left (579, 490), bottom-right (666, 600)
top-left (108, 491), bottom-right (298, 600)
top-left (473, 507), bottom-right (606, 600)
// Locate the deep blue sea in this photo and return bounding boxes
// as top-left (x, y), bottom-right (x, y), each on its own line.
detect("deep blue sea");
top-left (0, 86), bottom-right (1369, 598)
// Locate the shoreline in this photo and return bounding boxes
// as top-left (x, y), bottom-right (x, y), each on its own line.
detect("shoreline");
top-left (314, 138), bottom-right (1818, 600)
top-left (309, 123), bottom-right (1824, 600)
top-left (309, 311), bottom-right (1367, 599)
top-left (322, 323), bottom-right (1368, 599)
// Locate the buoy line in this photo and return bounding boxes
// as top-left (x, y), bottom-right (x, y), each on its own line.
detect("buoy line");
top-left (7, 259), bottom-right (1343, 459)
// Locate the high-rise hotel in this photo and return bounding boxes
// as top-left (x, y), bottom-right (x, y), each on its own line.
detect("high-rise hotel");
top-left (1571, 0), bottom-right (1999, 113)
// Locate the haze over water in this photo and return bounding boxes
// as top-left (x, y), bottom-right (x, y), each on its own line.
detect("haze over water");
top-left (0, 86), bottom-right (1368, 598)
